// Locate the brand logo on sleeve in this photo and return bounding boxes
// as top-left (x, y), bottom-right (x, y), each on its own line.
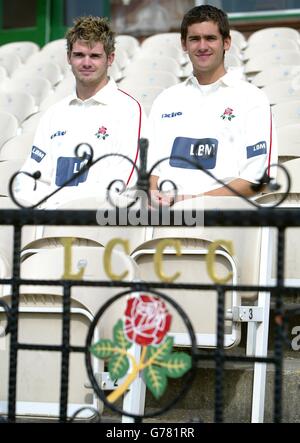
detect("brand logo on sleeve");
top-left (31, 146), bottom-right (46, 163)
top-left (50, 130), bottom-right (66, 139)
top-left (55, 157), bottom-right (89, 187)
top-left (162, 112), bottom-right (183, 119)
top-left (247, 141), bottom-right (267, 159)
top-left (169, 137), bottom-right (218, 169)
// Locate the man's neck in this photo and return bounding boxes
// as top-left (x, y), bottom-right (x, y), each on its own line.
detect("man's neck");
top-left (76, 76), bottom-right (109, 101)
top-left (195, 66), bottom-right (226, 86)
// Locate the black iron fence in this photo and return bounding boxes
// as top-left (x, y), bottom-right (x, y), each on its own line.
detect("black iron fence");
top-left (0, 140), bottom-right (298, 423)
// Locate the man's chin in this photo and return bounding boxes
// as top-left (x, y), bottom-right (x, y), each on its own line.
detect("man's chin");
top-left (78, 76), bottom-right (97, 85)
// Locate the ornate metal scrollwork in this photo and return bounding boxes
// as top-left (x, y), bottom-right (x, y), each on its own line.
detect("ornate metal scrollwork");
top-left (8, 138), bottom-right (290, 210)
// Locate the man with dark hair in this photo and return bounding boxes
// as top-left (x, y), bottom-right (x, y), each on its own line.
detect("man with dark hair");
top-left (17, 16), bottom-right (145, 206)
top-left (148, 5), bottom-right (277, 205)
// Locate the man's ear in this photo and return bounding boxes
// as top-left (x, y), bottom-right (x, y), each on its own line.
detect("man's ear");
top-left (107, 52), bottom-right (115, 67)
top-left (224, 36), bottom-right (231, 52)
top-left (181, 39), bottom-right (187, 52)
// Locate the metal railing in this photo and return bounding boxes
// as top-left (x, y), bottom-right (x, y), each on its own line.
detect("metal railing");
top-left (0, 139), bottom-right (298, 423)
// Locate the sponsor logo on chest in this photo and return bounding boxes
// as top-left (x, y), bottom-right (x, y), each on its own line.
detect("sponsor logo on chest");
top-left (162, 111), bottom-right (183, 119)
top-left (170, 137), bottom-right (218, 170)
top-left (50, 130), bottom-right (67, 139)
top-left (189, 141), bottom-right (217, 157)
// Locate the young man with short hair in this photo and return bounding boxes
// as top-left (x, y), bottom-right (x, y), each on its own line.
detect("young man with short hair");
top-left (17, 16), bottom-right (145, 206)
top-left (148, 5), bottom-right (277, 205)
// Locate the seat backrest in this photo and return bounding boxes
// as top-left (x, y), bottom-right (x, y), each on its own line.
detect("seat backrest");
top-left (227, 42), bottom-right (243, 59)
top-left (54, 74), bottom-right (75, 97)
top-left (119, 70), bottom-right (179, 90)
top-left (12, 61), bottom-right (62, 86)
top-left (116, 35), bottom-right (140, 58)
top-left (19, 245), bottom-right (139, 339)
top-left (5, 75), bottom-right (52, 106)
top-left (21, 196), bottom-right (149, 258)
top-left (0, 196), bottom-right (34, 282)
top-left (26, 50), bottom-right (69, 74)
top-left (272, 100), bottom-right (300, 128)
top-left (142, 33), bottom-right (182, 49)
top-left (0, 91), bottom-right (36, 124)
top-left (108, 62), bottom-right (123, 82)
top-left (247, 27), bottom-right (300, 47)
top-left (0, 52), bottom-right (22, 76)
top-left (0, 65), bottom-right (7, 83)
top-left (21, 111), bottom-right (43, 133)
top-left (41, 39), bottom-right (67, 54)
top-left (277, 123), bottom-right (300, 161)
top-left (0, 41), bottom-right (39, 62)
top-left (243, 37), bottom-right (300, 61)
top-left (0, 131), bottom-right (34, 161)
top-left (262, 77), bottom-right (300, 105)
top-left (245, 50), bottom-right (300, 75)
top-left (0, 159), bottom-right (24, 196)
top-left (139, 42), bottom-right (186, 65)
top-left (123, 56), bottom-right (182, 77)
top-left (230, 29), bottom-right (247, 50)
top-left (0, 110), bottom-right (18, 149)
top-left (251, 65), bottom-right (300, 87)
top-left (224, 52), bottom-right (243, 68)
top-left (114, 46), bottom-right (131, 71)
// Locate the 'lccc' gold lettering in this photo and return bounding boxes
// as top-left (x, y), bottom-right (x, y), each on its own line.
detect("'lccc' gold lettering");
top-left (61, 237), bottom-right (85, 280)
top-left (104, 238), bottom-right (130, 281)
top-left (206, 240), bottom-right (234, 284)
top-left (154, 239), bottom-right (182, 283)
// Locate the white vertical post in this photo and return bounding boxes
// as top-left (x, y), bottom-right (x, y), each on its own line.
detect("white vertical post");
top-left (251, 227), bottom-right (273, 423)
top-left (122, 343), bottom-right (146, 423)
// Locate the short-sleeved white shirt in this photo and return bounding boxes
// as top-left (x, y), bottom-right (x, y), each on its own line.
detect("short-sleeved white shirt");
top-left (148, 71), bottom-right (277, 195)
top-left (17, 78), bottom-right (146, 205)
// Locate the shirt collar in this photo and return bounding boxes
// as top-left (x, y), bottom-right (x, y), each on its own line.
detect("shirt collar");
top-left (185, 70), bottom-right (236, 90)
top-left (68, 78), bottom-right (118, 106)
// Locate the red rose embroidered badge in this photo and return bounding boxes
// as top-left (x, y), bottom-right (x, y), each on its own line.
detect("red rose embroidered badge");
top-left (220, 107), bottom-right (235, 121)
top-left (95, 126), bottom-right (109, 139)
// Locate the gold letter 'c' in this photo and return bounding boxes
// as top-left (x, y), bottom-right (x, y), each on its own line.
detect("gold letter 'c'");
top-left (61, 237), bottom-right (85, 280)
top-left (154, 239), bottom-right (181, 282)
top-left (104, 238), bottom-right (130, 281)
top-left (206, 240), bottom-right (234, 284)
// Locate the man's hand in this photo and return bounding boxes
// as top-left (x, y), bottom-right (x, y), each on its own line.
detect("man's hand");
top-left (149, 189), bottom-right (175, 208)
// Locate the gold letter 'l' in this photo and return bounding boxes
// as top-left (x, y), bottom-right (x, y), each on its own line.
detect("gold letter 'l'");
top-left (61, 237), bottom-right (85, 280)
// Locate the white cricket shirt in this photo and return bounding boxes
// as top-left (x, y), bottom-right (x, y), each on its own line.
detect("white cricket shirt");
top-left (148, 71), bottom-right (277, 195)
top-left (17, 78), bottom-right (146, 206)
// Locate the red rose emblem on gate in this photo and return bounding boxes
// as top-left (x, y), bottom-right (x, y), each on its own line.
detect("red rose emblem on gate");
top-left (124, 294), bottom-right (172, 346)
